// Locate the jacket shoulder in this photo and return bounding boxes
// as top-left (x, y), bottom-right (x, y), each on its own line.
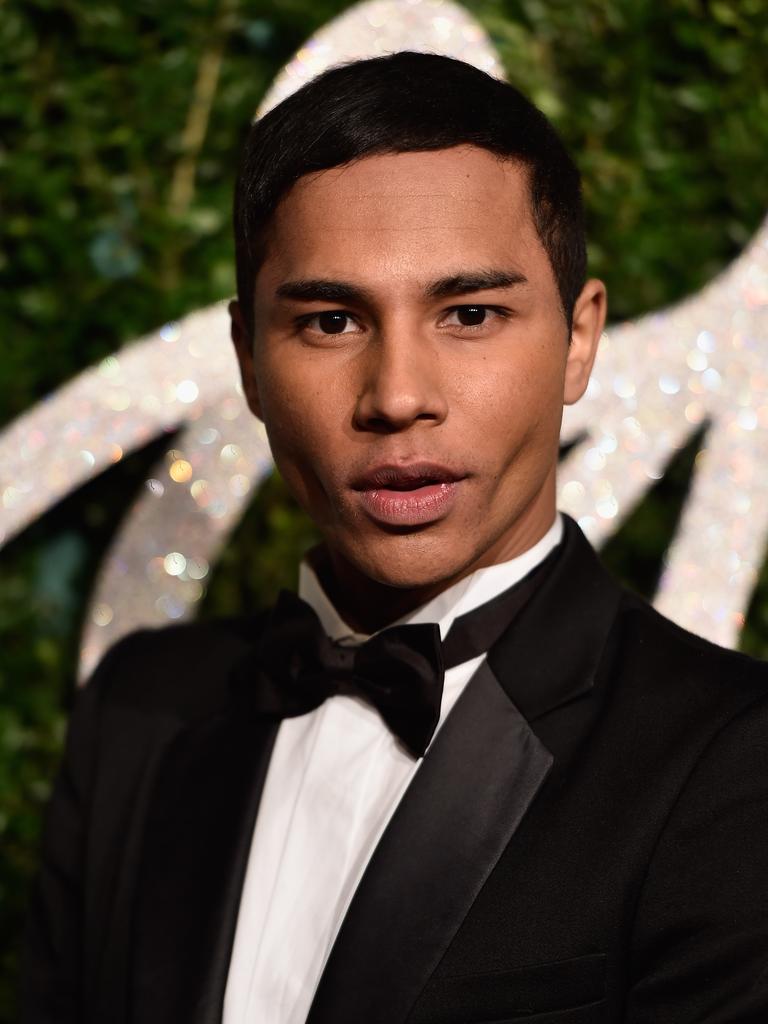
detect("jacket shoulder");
top-left (84, 612), bottom-right (270, 722)
top-left (613, 587), bottom-right (768, 715)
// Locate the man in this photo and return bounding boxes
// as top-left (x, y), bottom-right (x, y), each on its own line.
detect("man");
top-left (23, 52), bottom-right (768, 1023)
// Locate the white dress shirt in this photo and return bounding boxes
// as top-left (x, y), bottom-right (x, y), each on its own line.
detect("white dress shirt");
top-left (223, 515), bottom-right (563, 1024)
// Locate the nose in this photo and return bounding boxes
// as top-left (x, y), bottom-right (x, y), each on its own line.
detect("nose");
top-left (353, 326), bottom-right (449, 433)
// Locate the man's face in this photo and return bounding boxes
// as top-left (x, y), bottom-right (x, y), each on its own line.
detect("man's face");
top-left (232, 146), bottom-right (604, 590)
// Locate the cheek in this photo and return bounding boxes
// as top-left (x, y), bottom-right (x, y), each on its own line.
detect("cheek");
top-left (469, 349), bottom-right (564, 435)
top-left (264, 397), bottom-right (325, 466)
top-left (258, 391), bottom-right (334, 517)
top-left (256, 355), bottom-right (346, 472)
top-left (255, 348), bottom-right (301, 421)
top-left (461, 343), bottom-right (565, 481)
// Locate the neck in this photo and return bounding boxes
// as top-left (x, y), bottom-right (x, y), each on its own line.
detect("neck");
top-left (308, 547), bottom-right (442, 635)
top-left (310, 511), bottom-right (558, 636)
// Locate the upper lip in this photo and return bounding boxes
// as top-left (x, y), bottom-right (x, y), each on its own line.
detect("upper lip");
top-left (350, 462), bottom-right (466, 491)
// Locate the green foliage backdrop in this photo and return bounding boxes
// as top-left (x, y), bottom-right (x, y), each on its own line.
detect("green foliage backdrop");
top-left (1, 0), bottom-right (767, 1016)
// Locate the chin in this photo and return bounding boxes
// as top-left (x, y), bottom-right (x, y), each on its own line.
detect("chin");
top-left (346, 532), bottom-right (472, 591)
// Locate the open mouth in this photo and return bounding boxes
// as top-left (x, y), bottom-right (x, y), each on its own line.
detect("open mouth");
top-left (352, 463), bottom-right (463, 490)
top-left (377, 474), bottom-right (448, 492)
top-left (351, 463), bottom-right (466, 526)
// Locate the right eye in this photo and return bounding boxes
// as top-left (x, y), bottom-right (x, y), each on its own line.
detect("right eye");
top-left (302, 311), bottom-right (362, 335)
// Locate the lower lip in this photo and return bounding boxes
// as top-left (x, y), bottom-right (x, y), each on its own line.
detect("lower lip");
top-left (356, 481), bottom-right (461, 526)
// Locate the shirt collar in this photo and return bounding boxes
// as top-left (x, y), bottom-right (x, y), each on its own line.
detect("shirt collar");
top-left (299, 513), bottom-right (563, 646)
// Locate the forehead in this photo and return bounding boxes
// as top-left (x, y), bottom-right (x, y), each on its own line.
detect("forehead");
top-left (259, 146), bottom-right (550, 289)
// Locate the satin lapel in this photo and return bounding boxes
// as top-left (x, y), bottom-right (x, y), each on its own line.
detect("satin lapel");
top-left (306, 659), bottom-right (553, 1024)
top-left (129, 707), bottom-right (278, 1024)
top-left (487, 514), bottom-right (623, 725)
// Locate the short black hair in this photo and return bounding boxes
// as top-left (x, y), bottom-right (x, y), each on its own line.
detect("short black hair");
top-left (234, 51), bottom-right (586, 335)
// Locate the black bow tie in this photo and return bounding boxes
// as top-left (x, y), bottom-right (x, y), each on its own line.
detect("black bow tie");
top-left (240, 542), bottom-right (561, 759)
top-left (253, 590), bottom-right (443, 758)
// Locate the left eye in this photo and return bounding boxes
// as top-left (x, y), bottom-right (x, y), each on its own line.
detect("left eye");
top-left (305, 311), bottom-right (359, 335)
top-left (442, 306), bottom-right (498, 327)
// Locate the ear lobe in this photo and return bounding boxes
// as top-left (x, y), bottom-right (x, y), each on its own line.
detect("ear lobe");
top-left (563, 279), bottom-right (607, 406)
top-left (229, 299), bottom-right (263, 420)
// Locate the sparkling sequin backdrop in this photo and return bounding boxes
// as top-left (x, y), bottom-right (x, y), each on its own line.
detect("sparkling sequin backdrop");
top-left (0, 0), bottom-right (766, 679)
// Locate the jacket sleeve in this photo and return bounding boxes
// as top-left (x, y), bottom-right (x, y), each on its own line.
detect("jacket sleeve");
top-left (626, 691), bottom-right (768, 1023)
top-left (20, 642), bottom-right (127, 1023)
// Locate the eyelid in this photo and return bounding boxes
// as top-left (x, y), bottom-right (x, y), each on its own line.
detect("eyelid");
top-left (443, 302), bottom-right (510, 313)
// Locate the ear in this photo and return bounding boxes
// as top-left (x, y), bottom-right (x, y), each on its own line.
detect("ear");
top-left (229, 299), bottom-right (263, 420)
top-left (563, 278), bottom-right (607, 406)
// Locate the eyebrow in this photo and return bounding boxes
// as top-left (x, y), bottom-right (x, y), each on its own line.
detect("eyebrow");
top-left (274, 269), bottom-right (527, 305)
top-left (425, 269), bottom-right (528, 299)
top-left (275, 280), bottom-right (374, 305)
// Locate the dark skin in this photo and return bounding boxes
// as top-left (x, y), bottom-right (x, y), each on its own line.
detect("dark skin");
top-left (231, 146), bottom-right (606, 633)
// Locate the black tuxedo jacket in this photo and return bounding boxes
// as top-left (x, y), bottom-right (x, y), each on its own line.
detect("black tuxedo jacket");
top-left (22, 517), bottom-right (768, 1023)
